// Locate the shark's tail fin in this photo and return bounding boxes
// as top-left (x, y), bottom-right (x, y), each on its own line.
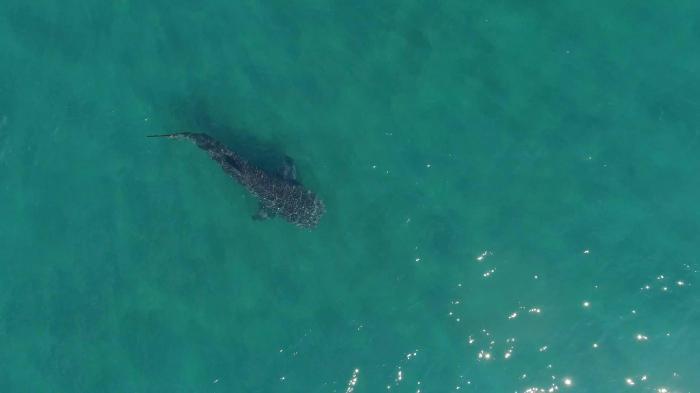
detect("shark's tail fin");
top-left (146, 132), bottom-right (190, 139)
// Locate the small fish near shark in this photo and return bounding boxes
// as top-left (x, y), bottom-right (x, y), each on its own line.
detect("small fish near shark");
top-left (148, 132), bottom-right (325, 229)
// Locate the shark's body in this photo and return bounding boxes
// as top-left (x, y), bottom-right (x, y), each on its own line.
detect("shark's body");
top-left (149, 132), bottom-right (325, 229)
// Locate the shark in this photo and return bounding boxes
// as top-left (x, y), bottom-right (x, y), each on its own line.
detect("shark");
top-left (148, 132), bottom-right (325, 229)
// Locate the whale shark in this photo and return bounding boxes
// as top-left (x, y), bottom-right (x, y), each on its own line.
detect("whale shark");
top-left (148, 132), bottom-right (325, 229)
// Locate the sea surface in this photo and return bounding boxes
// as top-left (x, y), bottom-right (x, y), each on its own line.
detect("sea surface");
top-left (0, 1), bottom-right (698, 392)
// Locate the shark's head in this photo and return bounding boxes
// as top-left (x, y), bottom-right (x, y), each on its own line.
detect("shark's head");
top-left (291, 192), bottom-right (326, 229)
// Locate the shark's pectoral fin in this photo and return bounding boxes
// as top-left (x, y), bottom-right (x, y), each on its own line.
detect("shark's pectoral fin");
top-left (280, 156), bottom-right (298, 183)
top-left (252, 205), bottom-right (275, 221)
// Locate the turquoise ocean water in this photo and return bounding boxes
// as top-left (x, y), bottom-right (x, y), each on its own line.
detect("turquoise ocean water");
top-left (1, 1), bottom-right (699, 392)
